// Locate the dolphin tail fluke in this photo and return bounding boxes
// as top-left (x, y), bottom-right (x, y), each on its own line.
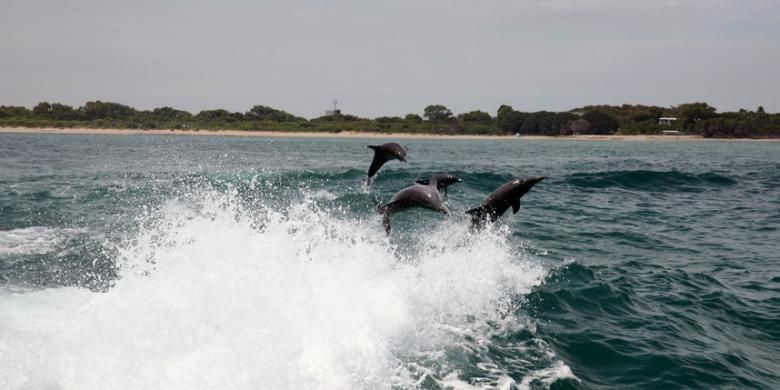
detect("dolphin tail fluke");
top-left (465, 206), bottom-right (487, 217)
top-left (375, 200), bottom-right (392, 234)
top-left (466, 205), bottom-right (486, 218)
top-left (382, 213), bottom-right (392, 234)
top-left (466, 206), bottom-right (492, 228)
top-left (366, 156), bottom-right (384, 183)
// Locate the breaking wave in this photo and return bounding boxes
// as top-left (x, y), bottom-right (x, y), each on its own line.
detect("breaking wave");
top-left (0, 189), bottom-right (572, 389)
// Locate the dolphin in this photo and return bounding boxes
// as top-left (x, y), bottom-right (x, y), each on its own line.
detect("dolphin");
top-left (415, 173), bottom-right (463, 196)
top-left (366, 142), bottom-right (407, 185)
top-left (377, 182), bottom-right (448, 234)
top-left (466, 176), bottom-right (544, 228)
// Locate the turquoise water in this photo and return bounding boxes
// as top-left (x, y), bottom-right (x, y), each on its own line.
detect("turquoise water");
top-left (1, 133), bottom-right (778, 389)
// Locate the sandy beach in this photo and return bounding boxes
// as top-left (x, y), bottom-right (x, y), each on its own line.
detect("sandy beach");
top-left (1, 127), bottom-right (778, 141)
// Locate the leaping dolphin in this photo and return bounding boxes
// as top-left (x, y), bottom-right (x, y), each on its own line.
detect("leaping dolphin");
top-left (366, 142), bottom-right (407, 185)
top-left (377, 178), bottom-right (449, 234)
top-left (466, 176), bottom-right (544, 228)
top-left (415, 173), bottom-right (463, 196)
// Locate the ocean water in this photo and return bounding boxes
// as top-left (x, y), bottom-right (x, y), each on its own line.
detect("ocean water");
top-left (0, 133), bottom-right (778, 389)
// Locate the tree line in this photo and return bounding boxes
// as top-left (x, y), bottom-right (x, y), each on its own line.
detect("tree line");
top-left (0, 100), bottom-right (777, 138)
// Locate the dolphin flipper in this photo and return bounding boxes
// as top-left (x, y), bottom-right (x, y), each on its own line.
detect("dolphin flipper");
top-left (511, 200), bottom-right (521, 214)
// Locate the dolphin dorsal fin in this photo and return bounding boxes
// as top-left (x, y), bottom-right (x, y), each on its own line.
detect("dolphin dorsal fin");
top-left (511, 199), bottom-right (521, 214)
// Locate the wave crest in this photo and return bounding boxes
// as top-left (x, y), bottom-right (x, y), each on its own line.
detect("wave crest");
top-left (566, 170), bottom-right (736, 192)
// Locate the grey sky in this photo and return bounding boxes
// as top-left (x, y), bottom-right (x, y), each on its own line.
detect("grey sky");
top-left (2, 0), bottom-right (778, 118)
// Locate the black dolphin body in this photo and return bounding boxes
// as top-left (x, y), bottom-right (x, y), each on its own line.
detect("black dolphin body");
top-left (366, 143), bottom-right (407, 185)
top-left (466, 176), bottom-right (544, 228)
top-left (378, 183), bottom-right (448, 234)
top-left (415, 173), bottom-right (463, 196)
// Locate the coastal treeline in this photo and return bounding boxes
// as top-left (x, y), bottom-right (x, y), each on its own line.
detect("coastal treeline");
top-left (0, 101), bottom-right (778, 138)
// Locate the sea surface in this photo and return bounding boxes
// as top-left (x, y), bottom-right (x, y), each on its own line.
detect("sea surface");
top-left (1, 133), bottom-right (778, 389)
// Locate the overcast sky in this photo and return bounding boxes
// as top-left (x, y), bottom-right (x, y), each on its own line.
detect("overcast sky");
top-left (1, 0), bottom-right (778, 118)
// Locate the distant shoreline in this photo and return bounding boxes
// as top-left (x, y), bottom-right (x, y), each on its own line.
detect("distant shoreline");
top-left (1, 127), bottom-right (779, 142)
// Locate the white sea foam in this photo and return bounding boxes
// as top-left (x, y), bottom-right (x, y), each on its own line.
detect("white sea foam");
top-left (0, 226), bottom-right (78, 257)
top-left (519, 361), bottom-right (578, 390)
top-left (310, 189), bottom-right (337, 200)
top-left (0, 190), bottom-right (569, 389)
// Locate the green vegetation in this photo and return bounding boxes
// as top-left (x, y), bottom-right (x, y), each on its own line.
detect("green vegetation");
top-left (1, 100), bottom-right (778, 138)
